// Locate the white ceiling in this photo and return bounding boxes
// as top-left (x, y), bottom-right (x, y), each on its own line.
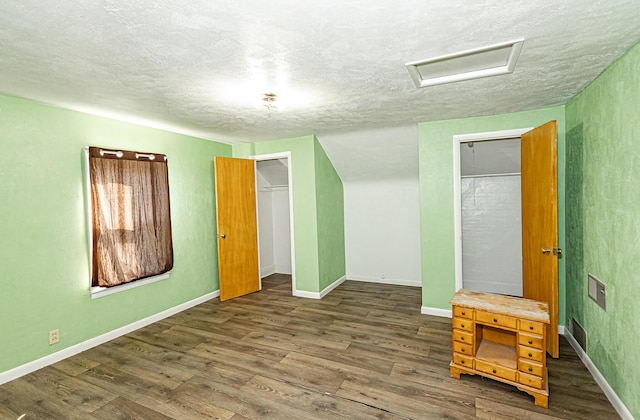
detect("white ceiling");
top-left (1, 0), bottom-right (639, 179)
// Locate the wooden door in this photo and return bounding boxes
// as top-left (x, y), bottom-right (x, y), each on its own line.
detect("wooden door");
top-left (214, 157), bottom-right (260, 301)
top-left (521, 121), bottom-right (559, 358)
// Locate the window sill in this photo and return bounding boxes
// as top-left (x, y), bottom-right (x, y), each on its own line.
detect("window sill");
top-left (90, 272), bottom-right (170, 299)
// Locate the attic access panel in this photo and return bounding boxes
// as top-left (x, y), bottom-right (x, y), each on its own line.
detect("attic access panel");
top-left (406, 39), bottom-right (524, 88)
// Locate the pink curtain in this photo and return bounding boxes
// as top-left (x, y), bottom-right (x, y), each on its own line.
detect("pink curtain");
top-left (89, 147), bottom-right (173, 287)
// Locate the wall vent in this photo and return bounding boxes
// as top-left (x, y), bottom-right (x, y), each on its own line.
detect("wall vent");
top-left (572, 318), bottom-right (587, 352)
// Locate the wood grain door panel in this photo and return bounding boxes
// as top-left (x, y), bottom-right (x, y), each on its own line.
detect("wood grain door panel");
top-left (214, 157), bottom-right (260, 301)
top-left (521, 121), bottom-right (559, 358)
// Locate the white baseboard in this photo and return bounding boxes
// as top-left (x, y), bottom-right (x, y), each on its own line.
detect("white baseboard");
top-left (275, 264), bottom-right (292, 275)
top-left (562, 329), bottom-right (633, 420)
top-left (320, 275), bottom-right (347, 298)
top-left (260, 265), bottom-right (276, 278)
top-left (261, 265), bottom-right (292, 278)
top-left (294, 275), bottom-right (347, 299)
top-left (0, 290), bottom-right (220, 386)
top-left (293, 290), bottom-right (321, 299)
top-left (348, 275), bottom-right (421, 287)
top-left (421, 306), bottom-right (452, 318)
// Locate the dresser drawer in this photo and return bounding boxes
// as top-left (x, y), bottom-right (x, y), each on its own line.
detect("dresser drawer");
top-left (519, 371), bottom-right (544, 389)
top-left (520, 320), bottom-right (544, 335)
top-left (453, 353), bottom-right (474, 369)
top-left (475, 359), bottom-right (516, 382)
top-left (518, 359), bottom-right (544, 377)
top-left (519, 333), bottom-right (544, 350)
top-left (453, 306), bottom-right (473, 319)
top-left (476, 311), bottom-right (517, 329)
top-left (519, 346), bottom-right (544, 363)
top-left (452, 317), bottom-right (473, 332)
top-left (452, 330), bottom-right (473, 344)
top-left (453, 341), bottom-right (473, 356)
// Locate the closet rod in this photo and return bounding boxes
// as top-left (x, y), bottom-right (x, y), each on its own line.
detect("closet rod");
top-left (461, 172), bottom-right (520, 179)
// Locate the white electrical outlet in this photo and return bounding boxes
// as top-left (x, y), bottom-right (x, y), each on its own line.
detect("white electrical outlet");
top-left (49, 329), bottom-right (60, 345)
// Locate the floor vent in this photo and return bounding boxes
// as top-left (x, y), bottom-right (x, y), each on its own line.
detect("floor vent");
top-left (572, 318), bottom-right (587, 352)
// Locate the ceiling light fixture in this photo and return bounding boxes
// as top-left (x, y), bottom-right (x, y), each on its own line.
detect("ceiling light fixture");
top-left (406, 39), bottom-right (524, 88)
top-left (262, 93), bottom-right (278, 113)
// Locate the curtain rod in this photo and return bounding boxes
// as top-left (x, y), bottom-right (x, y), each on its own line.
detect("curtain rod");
top-left (95, 147), bottom-right (167, 161)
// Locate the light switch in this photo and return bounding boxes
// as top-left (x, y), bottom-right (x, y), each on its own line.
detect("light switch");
top-left (588, 273), bottom-right (606, 311)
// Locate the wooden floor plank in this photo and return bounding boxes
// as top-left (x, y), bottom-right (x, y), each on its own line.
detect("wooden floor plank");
top-left (0, 275), bottom-right (620, 419)
top-left (242, 374), bottom-right (406, 419)
top-left (180, 374), bottom-right (319, 420)
top-left (51, 353), bottom-right (101, 377)
top-left (475, 397), bottom-right (562, 419)
top-left (191, 343), bottom-right (347, 395)
top-left (22, 367), bottom-right (118, 413)
top-left (337, 374), bottom-right (477, 420)
top-left (91, 396), bottom-right (174, 420)
top-left (0, 377), bottom-right (99, 420)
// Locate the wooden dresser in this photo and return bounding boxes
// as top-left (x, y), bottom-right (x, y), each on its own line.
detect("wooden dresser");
top-left (449, 289), bottom-right (550, 408)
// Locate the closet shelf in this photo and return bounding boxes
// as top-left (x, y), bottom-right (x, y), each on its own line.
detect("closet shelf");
top-left (461, 172), bottom-right (520, 179)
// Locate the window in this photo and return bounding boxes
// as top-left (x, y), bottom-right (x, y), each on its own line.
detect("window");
top-left (85, 147), bottom-right (173, 290)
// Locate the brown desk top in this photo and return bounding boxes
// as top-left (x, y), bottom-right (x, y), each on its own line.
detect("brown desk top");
top-left (450, 289), bottom-right (550, 324)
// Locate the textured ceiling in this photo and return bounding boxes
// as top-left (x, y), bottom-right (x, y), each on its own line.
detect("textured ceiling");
top-left (1, 0), bottom-right (640, 148)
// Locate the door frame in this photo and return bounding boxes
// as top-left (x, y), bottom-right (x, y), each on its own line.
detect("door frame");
top-left (453, 128), bottom-right (532, 291)
top-left (250, 152), bottom-right (297, 295)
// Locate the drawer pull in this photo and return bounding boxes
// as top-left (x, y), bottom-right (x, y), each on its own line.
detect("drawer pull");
top-left (528, 339), bottom-right (533, 344)
top-left (492, 369), bottom-right (497, 374)
top-left (528, 352), bottom-right (533, 357)
top-left (529, 326), bottom-right (534, 330)
top-left (528, 367), bottom-right (533, 372)
top-left (461, 311), bottom-right (466, 316)
top-left (493, 318), bottom-right (498, 322)
top-left (461, 323), bottom-right (465, 328)
top-left (461, 337), bottom-right (465, 341)
top-left (461, 348), bottom-right (465, 352)
top-left (461, 360), bottom-right (465, 365)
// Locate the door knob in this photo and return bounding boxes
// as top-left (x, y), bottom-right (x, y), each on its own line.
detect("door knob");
top-left (220, 233), bottom-right (226, 239)
top-left (541, 248), bottom-right (551, 254)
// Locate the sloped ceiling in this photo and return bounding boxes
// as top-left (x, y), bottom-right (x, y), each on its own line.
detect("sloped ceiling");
top-left (1, 1), bottom-right (639, 179)
top-left (257, 159), bottom-right (289, 186)
top-left (318, 125), bottom-right (418, 182)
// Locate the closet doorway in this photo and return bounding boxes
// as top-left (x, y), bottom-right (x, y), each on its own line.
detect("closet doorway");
top-left (459, 137), bottom-right (522, 296)
top-left (253, 152), bottom-right (296, 294)
top-left (453, 127), bottom-right (532, 295)
top-left (453, 123), bottom-right (559, 357)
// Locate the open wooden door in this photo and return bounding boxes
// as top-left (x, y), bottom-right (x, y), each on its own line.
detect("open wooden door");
top-left (214, 157), bottom-right (260, 301)
top-left (521, 121), bottom-right (559, 358)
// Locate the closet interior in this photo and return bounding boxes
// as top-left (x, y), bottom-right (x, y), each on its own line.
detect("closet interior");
top-left (256, 159), bottom-right (292, 279)
top-left (460, 138), bottom-right (522, 296)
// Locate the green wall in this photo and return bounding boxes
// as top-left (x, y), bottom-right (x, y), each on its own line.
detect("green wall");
top-left (234, 136), bottom-right (320, 292)
top-left (233, 136), bottom-right (345, 294)
top-left (565, 41), bottom-right (640, 418)
top-left (313, 138), bottom-right (346, 290)
top-left (0, 95), bottom-right (231, 373)
top-left (418, 106), bottom-right (566, 322)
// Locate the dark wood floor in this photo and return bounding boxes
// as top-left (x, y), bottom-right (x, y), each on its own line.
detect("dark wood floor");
top-left (0, 275), bottom-right (619, 419)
